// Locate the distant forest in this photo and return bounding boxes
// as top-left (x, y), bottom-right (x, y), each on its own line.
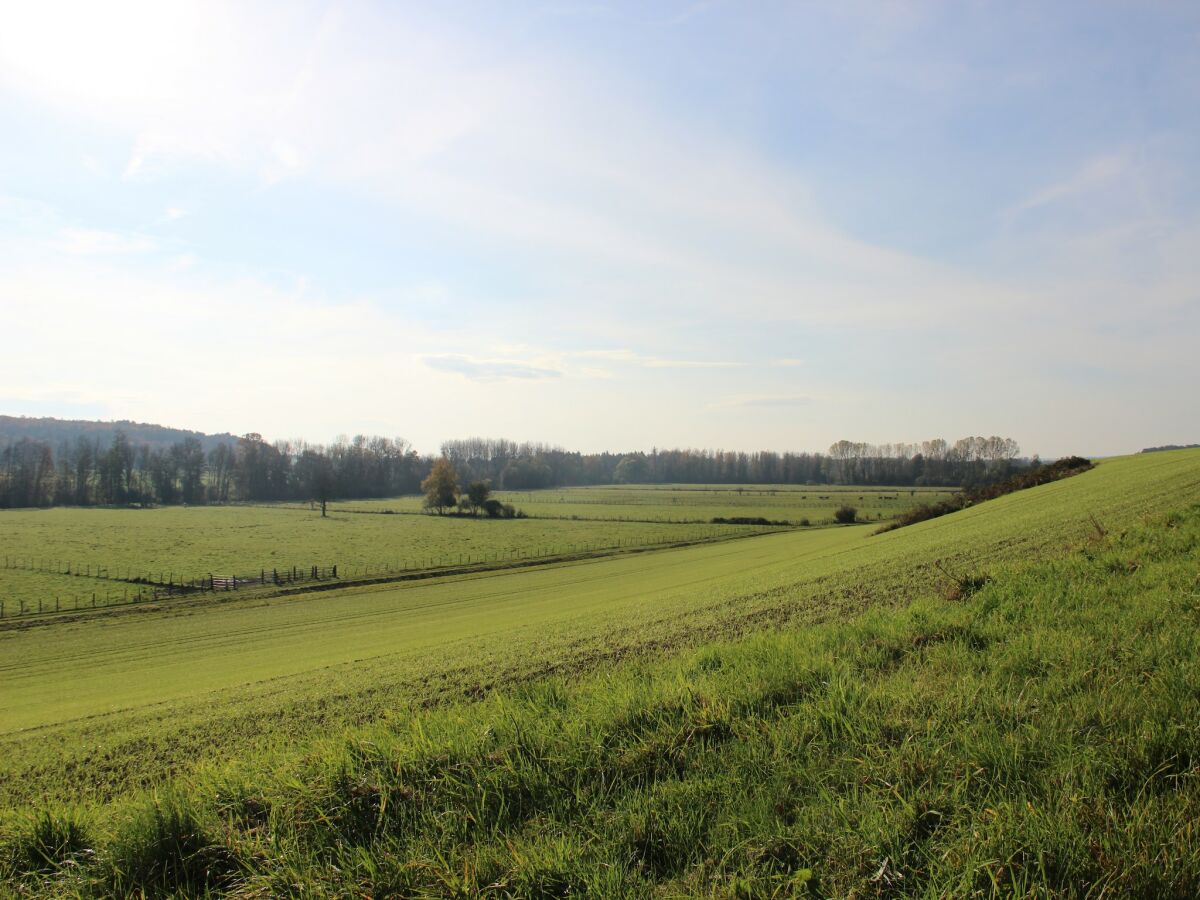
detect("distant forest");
top-left (0, 415), bottom-right (237, 452)
top-left (0, 417), bottom-right (1028, 508)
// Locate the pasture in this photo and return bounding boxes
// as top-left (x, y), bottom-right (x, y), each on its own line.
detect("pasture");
top-left (0, 484), bottom-right (949, 619)
top-left (334, 483), bottom-right (959, 524)
top-left (0, 567), bottom-right (116, 613)
top-left (0, 505), bottom-right (774, 615)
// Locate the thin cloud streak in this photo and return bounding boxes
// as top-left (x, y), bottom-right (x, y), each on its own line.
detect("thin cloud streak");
top-left (421, 355), bottom-right (564, 381)
top-left (573, 349), bottom-right (743, 369)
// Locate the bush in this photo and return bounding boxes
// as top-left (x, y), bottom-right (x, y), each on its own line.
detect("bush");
top-left (834, 506), bottom-right (857, 524)
top-left (483, 499), bottom-right (504, 518)
top-left (875, 455), bottom-right (1095, 535)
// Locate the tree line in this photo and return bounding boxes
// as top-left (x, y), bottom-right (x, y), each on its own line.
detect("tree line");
top-left (0, 433), bottom-right (423, 509)
top-left (440, 436), bottom-right (1025, 491)
top-left (0, 431), bottom-right (1027, 509)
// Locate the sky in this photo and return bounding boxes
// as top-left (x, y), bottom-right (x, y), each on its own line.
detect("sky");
top-left (1, 0), bottom-right (1197, 458)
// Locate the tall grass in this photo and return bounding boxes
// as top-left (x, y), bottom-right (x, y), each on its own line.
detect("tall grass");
top-left (4, 501), bottom-right (1199, 897)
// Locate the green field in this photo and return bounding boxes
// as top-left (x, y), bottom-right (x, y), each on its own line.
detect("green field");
top-left (0, 504), bottom-right (769, 599)
top-left (0, 452), bottom-right (1194, 799)
top-left (2, 450), bottom-right (1199, 896)
top-left (335, 484), bottom-right (958, 524)
top-left (0, 483), bottom-right (948, 619)
top-left (0, 567), bottom-right (117, 613)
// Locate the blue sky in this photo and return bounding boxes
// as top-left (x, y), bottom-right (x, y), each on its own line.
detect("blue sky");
top-left (1, 0), bottom-right (1197, 456)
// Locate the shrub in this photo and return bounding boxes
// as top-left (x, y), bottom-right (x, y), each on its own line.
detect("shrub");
top-left (875, 454), bottom-right (1095, 535)
top-left (834, 506), bottom-right (857, 524)
top-left (483, 498), bottom-right (504, 518)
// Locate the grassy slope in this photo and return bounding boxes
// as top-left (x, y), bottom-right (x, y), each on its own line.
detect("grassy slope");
top-left (1, 450), bottom-right (1198, 896)
top-left (1, 452), bottom-right (1196, 812)
top-left (0, 528), bottom-right (865, 733)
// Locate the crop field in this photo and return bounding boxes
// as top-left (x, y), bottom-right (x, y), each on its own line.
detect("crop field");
top-left (334, 483), bottom-right (958, 524)
top-left (2, 449), bottom-right (1199, 896)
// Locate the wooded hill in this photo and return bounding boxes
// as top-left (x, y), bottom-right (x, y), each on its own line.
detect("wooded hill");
top-left (0, 416), bottom-right (236, 453)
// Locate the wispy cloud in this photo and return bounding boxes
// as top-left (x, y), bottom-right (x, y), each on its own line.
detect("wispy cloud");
top-left (421, 354), bottom-right (563, 381)
top-left (1007, 151), bottom-right (1132, 217)
top-left (574, 349), bottom-right (743, 369)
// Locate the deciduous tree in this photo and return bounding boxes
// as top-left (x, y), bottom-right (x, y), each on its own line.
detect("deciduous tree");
top-left (422, 457), bottom-right (459, 514)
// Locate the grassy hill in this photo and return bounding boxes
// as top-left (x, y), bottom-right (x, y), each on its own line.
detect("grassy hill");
top-left (2, 449), bottom-right (1198, 896)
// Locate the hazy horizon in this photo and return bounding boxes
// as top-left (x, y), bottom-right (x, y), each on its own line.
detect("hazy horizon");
top-left (2, 1), bottom-right (1197, 458)
top-left (3, 409), bottom-right (1185, 463)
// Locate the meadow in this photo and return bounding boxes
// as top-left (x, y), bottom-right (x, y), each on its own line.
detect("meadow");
top-left (0, 505), bottom-right (775, 611)
top-left (1, 450), bottom-right (1198, 896)
top-left (0, 484), bottom-right (949, 620)
top-left (335, 484), bottom-right (958, 524)
top-left (0, 566), bottom-right (118, 614)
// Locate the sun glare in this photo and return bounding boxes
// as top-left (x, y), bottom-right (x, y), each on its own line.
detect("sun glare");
top-left (0, 1), bottom-right (206, 112)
